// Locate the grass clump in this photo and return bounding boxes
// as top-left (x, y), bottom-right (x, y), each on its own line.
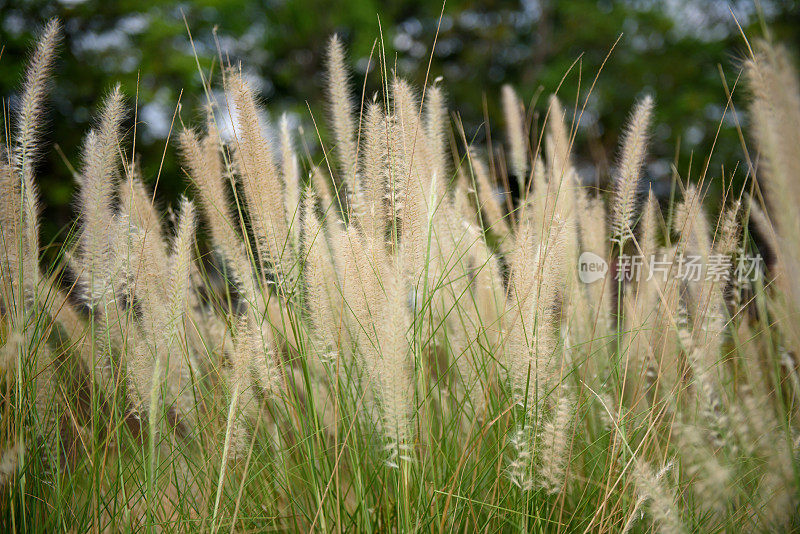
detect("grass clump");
top-left (0, 19), bottom-right (799, 532)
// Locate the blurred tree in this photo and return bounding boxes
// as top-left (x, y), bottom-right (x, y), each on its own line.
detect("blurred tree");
top-left (0, 0), bottom-right (797, 243)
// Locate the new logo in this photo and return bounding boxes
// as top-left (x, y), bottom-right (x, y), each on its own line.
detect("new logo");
top-left (578, 252), bottom-right (608, 283)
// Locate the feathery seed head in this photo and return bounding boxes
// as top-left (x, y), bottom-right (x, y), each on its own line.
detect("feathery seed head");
top-left (327, 35), bottom-right (357, 185)
top-left (612, 95), bottom-right (654, 245)
top-left (502, 85), bottom-right (527, 188)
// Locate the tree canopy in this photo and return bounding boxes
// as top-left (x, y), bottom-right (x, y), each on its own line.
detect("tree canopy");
top-left (0, 0), bottom-right (796, 241)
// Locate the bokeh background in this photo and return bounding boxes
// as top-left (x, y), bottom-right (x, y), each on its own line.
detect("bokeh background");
top-left (0, 0), bottom-right (797, 245)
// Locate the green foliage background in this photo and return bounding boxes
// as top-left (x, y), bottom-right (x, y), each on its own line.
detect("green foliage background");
top-left (0, 0), bottom-right (797, 243)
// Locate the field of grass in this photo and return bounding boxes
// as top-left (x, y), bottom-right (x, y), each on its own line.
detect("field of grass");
top-left (0, 18), bottom-right (798, 532)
